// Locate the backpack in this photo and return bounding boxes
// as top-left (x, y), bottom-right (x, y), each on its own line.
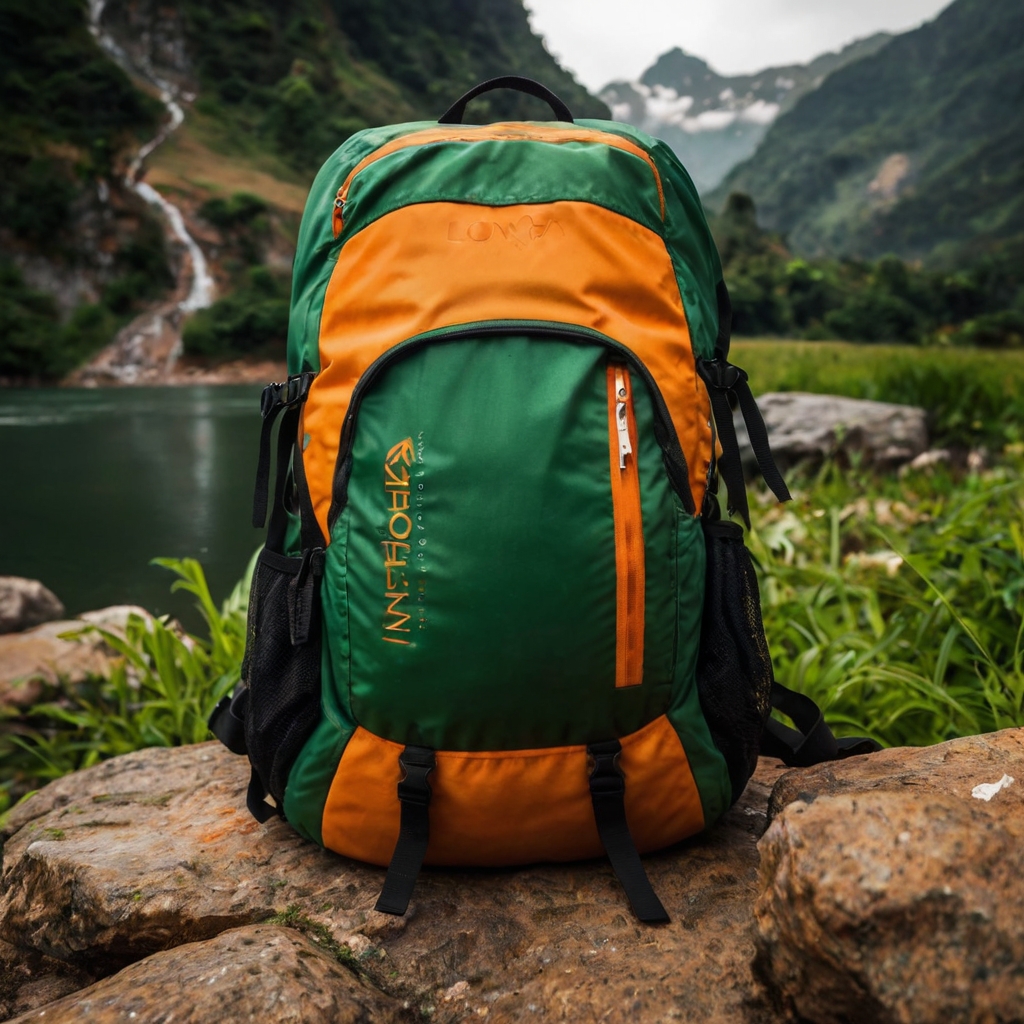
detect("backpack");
top-left (210, 76), bottom-right (878, 923)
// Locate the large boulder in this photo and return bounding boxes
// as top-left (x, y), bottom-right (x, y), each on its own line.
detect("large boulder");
top-left (0, 605), bottom-right (151, 709)
top-left (0, 579), bottom-right (64, 636)
top-left (735, 392), bottom-right (928, 471)
top-left (755, 729), bottom-right (1024, 1024)
top-left (4, 925), bottom-right (403, 1024)
top-left (0, 742), bottom-right (786, 1023)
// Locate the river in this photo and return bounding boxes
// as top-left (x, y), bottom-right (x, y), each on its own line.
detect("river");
top-left (0, 386), bottom-right (264, 628)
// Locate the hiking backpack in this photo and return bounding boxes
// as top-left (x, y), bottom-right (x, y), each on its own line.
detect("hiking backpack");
top-left (210, 77), bottom-right (877, 922)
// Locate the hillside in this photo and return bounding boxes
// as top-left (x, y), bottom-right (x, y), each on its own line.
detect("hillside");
top-left (711, 0), bottom-right (1024, 263)
top-left (1, 0), bottom-right (607, 380)
top-left (600, 35), bottom-right (891, 194)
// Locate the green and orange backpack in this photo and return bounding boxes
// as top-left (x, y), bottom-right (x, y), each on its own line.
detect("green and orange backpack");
top-left (210, 77), bottom-right (877, 922)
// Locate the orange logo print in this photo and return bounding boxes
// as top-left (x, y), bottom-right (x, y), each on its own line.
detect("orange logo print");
top-left (447, 215), bottom-right (563, 250)
top-left (382, 438), bottom-right (414, 644)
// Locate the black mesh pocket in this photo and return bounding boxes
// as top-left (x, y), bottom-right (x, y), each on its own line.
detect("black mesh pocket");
top-left (696, 520), bottom-right (774, 804)
top-left (242, 547), bottom-right (324, 809)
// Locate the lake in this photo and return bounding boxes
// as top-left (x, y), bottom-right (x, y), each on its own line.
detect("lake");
top-left (0, 386), bottom-right (266, 629)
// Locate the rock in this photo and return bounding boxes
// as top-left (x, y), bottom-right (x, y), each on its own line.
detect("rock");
top-left (0, 940), bottom-right (92, 1021)
top-left (735, 392), bottom-right (928, 471)
top-left (0, 579), bottom-right (64, 636)
top-left (0, 742), bottom-right (789, 1023)
top-left (0, 607), bottom-right (151, 709)
top-left (4, 925), bottom-right (401, 1024)
top-left (755, 729), bottom-right (1024, 1024)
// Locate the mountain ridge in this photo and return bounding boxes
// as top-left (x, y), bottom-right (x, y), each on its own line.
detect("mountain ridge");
top-left (710, 0), bottom-right (1024, 262)
top-left (600, 34), bottom-right (892, 193)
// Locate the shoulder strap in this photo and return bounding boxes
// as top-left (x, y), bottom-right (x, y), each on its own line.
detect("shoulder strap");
top-left (760, 682), bottom-right (881, 766)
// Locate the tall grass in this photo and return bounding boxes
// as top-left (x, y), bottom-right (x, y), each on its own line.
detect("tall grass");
top-left (732, 341), bottom-right (1024, 447)
top-left (752, 454), bottom-right (1024, 746)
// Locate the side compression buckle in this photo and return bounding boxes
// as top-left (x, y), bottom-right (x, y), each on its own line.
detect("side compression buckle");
top-left (587, 740), bottom-right (670, 924)
top-left (375, 746), bottom-right (436, 916)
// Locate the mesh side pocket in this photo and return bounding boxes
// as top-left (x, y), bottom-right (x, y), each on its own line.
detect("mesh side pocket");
top-left (696, 520), bottom-right (774, 804)
top-left (242, 547), bottom-right (323, 809)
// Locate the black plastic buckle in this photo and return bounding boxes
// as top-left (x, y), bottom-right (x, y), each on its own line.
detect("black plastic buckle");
top-left (397, 746), bottom-right (436, 807)
top-left (260, 371), bottom-right (315, 419)
top-left (696, 356), bottom-right (747, 391)
top-left (587, 739), bottom-right (625, 797)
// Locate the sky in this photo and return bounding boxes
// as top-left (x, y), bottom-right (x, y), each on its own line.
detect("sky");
top-left (525, 0), bottom-right (954, 91)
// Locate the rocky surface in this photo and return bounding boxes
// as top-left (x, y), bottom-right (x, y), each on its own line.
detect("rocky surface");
top-left (0, 743), bottom-right (787, 1023)
top-left (0, 606), bottom-right (151, 709)
top-left (2, 730), bottom-right (1022, 1022)
top-left (756, 729), bottom-right (1024, 1024)
top-left (4, 926), bottom-right (402, 1024)
top-left (735, 392), bottom-right (928, 471)
top-left (0, 579), bottom-right (64, 636)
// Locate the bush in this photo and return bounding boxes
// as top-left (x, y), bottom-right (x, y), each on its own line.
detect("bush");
top-left (182, 264), bottom-right (289, 359)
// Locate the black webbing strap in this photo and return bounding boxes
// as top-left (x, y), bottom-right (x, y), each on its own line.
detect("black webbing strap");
top-left (587, 740), bottom-right (670, 924)
top-left (375, 746), bottom-right (436, 916)
top-left (760, 682), bottom-right (881, 766)
top-left (696, 280), bottom-right (790, 527)
top-left (208, 689), bottom-right (249, 755)
top-left (252, 372), bottom-right (314, 530)
top-left (246, 767), bottom-right (280, 822)
top-left (696, 355), bottom-right (791, 528)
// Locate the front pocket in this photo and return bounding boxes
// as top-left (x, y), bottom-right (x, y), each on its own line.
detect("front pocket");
top-left (607, 364), bottom-right (645, 688)
top-left (242, 548), bottom-right (324, 808)
top-left (695, 520), bottom-right (774, 803)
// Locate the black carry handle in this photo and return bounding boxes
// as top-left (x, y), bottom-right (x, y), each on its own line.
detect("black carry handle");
top-left (439, 75), bottom-right (574, 125)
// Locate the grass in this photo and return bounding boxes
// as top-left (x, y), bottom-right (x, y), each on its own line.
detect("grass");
top-left (750, 451), bottom-right (1024, 747)
top-left (731, 340), bottom-right (1024, 447)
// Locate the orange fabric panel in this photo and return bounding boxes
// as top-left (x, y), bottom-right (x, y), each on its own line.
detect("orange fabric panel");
top-left (304, 200), bottom-right (712, 538)
top-left (607, 366), bottom-right (645, 688)
top-left (334, 124), bottom-right (665, 230)
top-left (319, 715), bottom-right (706, 867)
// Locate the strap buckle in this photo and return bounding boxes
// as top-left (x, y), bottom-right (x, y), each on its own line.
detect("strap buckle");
top-left (397, 746), bottom-right (436, 807)
top-left (696, 355), bottom-right (747, 391)
top-left (260, 371), bottom-right (315, 419)
top-left (587, 739), bottom-right (625, 797)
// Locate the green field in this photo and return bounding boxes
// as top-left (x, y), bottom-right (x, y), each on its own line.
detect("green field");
top-left (733, 340), bottom-right (1024, 447)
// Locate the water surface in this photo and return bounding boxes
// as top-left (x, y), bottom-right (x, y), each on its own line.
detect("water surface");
top-left (0, 386), bottom-right (265, 627)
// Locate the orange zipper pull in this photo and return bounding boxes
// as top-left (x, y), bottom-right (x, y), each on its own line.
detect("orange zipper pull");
top-left (614, 367), bottom-right (632, 469)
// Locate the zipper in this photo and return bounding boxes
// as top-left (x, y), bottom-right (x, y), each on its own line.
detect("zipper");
top-left (325, 320), bottom-right (695, 530)
top-left (330, 125), bottom-right (666, 237)
top-left (608, 365), bottom-right (645, 688)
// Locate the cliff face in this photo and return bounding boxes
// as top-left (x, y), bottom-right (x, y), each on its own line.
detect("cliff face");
top-left (1, 0), bottom-right (607, 382)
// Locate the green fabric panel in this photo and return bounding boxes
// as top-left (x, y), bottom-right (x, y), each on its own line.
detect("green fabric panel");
top-left (336, 335), bottom-right (682, 751)
top-left (281, 509), bottom-right (360, 842)
top-left (340, 139), bottom-right (662, 241)
top-left (287, 122), bottom-right (437, 375)
top-left (577, 120), bottom-right (723, 360)
top-left (666, 512), bottom-right (732, 826)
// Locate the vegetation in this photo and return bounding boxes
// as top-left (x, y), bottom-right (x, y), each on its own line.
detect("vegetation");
top-left (752, 452), bottom-right (1024, 748)
top-left (0, 556), bottom-right (253, 819)
top-left (712, 0), bottom-right (1024, 263)
top-left (731, 341), bottom-right (1024, 450)
top-left (712, 192), bottom-right (1024, 346)
top-left (156, 0), bottom-right (607, 177)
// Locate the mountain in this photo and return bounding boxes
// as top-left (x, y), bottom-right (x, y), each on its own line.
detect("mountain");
top-left (600, 35), bottom-right (891, 194)
top-left (1, 0), bottom-right (607, 379)
top-left (710, 0), bottom-right (1024, 263)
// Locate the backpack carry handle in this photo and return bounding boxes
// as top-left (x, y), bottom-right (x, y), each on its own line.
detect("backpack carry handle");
top-left (438, 75), bottom-right (574, 124)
